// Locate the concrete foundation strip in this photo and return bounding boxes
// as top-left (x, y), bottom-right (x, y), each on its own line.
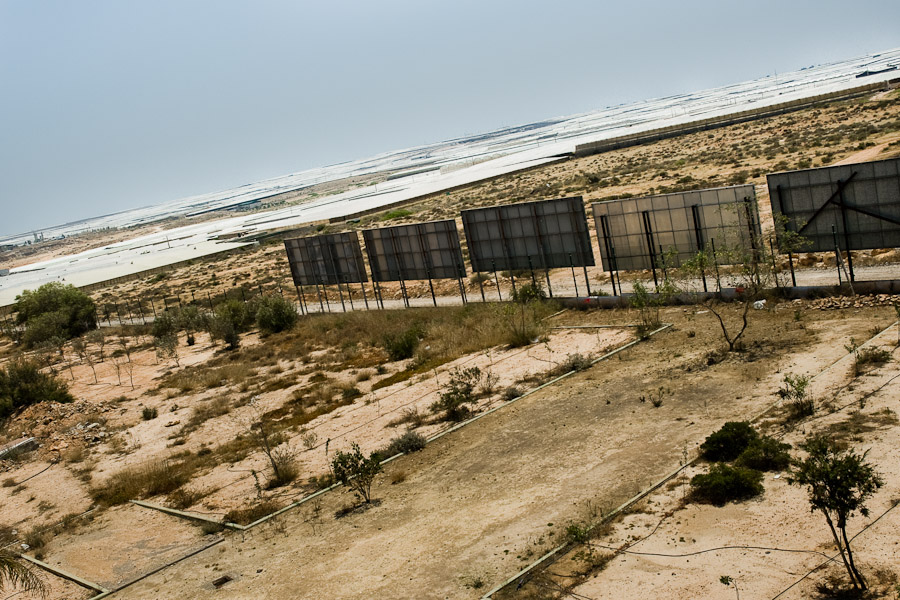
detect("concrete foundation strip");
top-left (481, 319), bottom-right (900, 599)
top-left (18, 554), bottom-right (109, 595)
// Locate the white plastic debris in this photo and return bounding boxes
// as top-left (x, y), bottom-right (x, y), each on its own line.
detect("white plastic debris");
top-left (753, 300), bottom-right (767, 310)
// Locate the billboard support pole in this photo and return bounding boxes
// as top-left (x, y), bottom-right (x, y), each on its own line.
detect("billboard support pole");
top-left (529, 204), bottom-right (552, 298)
top-left (345, 279), bottom-right (355, 311)
top-left (710, 238), bottom-right (721, 293)
top-left (295, 286), bottom-right (305, 316)
top-left (492, 260), bottom-right (502, 301)
top-left (787, 252), bottom-right (797, 287)
top-left (569, 254), bottom-right (579, 297)
top-left (314, 282), bottom-right (325, 313)
top-left (837, 189), bottom-right (856, 282)
top-left (426, 266), bottom-right (437, 307)
top-left (610, 247), bottom-right (621, 296)
top-left (360, 282), bottom-right (370, 310)
top-left (832, 226), bottom-right (843, 286)
top-left (641, 211), bottom-right (658, 289)
top-left (137, 302), bottom-right (146, 325)
top-left (322, 283), bottom-right (332, 313)
top-left (769, 239), bottom-right (781, 290)
top-left (374, 280), bottom-right (385, 310)
top-left (658, 245), bottom-right (668, 284)
top-left (456, 260), bottom-right (467, 305)
top-left (583, 265), bottom-right (591, 297)
top-left (336, 281), bottom-right (346, 313)
top-left (599, 215), bottom-right (617, 296)
top-left (528, 256), bottom-right (537, 288)
top-left (690, 204), bottom-right (708, 292)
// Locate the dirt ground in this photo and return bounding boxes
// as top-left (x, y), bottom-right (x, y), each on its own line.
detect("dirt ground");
top-left (106, 304), bottom-right (895, 599)
top-left (560, 323), bottom-right (900, 600)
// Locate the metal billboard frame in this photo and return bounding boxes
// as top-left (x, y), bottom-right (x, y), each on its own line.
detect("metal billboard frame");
top-left (768, 157), bottom-right (900, 282)
top-left (362, 220), bottom-right (467, 307)
top-left (283, 232), bottom-right (369, 313)
top-left (461, 196), bottom-right (595, 298)
top-left (591, 185), bottom-right (760, 293)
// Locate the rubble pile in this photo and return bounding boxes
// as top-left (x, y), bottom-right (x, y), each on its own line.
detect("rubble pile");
top-left (798, 294), bottom-right (899, 310)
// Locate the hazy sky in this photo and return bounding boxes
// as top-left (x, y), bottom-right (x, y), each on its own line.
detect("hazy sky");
top-left (1, 1), bottom-right (899, 237)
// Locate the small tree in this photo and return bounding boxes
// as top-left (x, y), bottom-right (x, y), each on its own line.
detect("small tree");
top-left (248, 410), bottom-right (298, 489)
top-left (14, 282), bottom-right (97, 347)
top-left (790, 436), bottom-right (883, 590)
top-left (331, 442), bottom-right (382, 504)
top-left (177, 306), bottom-right (203, 346)
top-left (0, 358), bottom-right (75, 419)
top-left (255, 295), bottom-right (298, 335)
top-left (630, 282), bottom-right (662, 338)
top-left (87, 330), bottom-right (107, 362)
top-left (72, 338), bottom-right (98, 384)
top-left (154, 333), bottom-right (179, 367)
top-left (430, 366), bottom-right (482, 421)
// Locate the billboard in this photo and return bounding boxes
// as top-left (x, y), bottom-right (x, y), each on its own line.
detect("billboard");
top-left (768, 158), bottom-right (900, 253)
top-left (590, 185), bottom-right (759, 271)
top-left (362, 220), bottom-right (466, 282)
top-left (461, 197), bottom-right (594, 272)
top-left (283, 232), bottom-right (367, 286)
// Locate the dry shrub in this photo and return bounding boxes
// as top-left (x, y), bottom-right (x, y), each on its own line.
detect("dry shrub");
top-left (91, 460), bottom-right (189, 506)
top-left (223, 500), bottom-right (283, 525)
top-left (182, 397), bottom-right (232, 434)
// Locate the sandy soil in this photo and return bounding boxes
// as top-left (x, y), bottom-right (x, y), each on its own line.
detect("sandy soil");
top-left (564, 326), bottom-right (900, 600)
top-left (108, 304), bottom-right (894, 599)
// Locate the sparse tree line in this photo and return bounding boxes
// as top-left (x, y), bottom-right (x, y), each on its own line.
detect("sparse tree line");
top-left (0, 282), bottom-right (301, 419)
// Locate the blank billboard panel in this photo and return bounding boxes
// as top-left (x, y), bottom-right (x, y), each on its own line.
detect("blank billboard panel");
top-left (362, 220), bottom-right (465, 282)
top-left (461, 197), bottom-right (594, 272)
top-left (767, 158), bottom-right (900, 252)
top-left (591, 185), bottom-right (759, 271)
top-left (283, 232), bottom-right (367, 286)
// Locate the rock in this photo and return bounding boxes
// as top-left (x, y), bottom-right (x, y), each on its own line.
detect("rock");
top-left (165, 420), bottom-right (181, 428)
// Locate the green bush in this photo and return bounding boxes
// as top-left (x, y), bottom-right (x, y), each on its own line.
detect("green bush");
top-left (255, 295), bottom-right (298, 334)
top-left (0, 358), bottom-right (75, 419)
top-left (690, 463), bottom-right (764, 506)
top-left (700, 421), bottom-right (759, 462)
top-left (431, 366), bottom-right (482, 421)
top-left (142, 407), bottom-right (159, 421)
top-left (381, 326), bottom-right (422, 361)
top-left (215, 299), bottom-right (253, 333)
top-left (511, 283), bottom-right (547, 304)
top-left (14, 283), bottom-right (97, 346)
top-left (331, 442), bottom-right (383, 504)
top-left (151, 311), bottom-right (178, 340)
top-left (736, 436), bottom-right (791, 472)
top-left (206, 300), bottom-right (254, 349)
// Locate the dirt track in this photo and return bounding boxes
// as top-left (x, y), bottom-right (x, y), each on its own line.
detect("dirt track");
top-left (114, 305), bottom-right (891, 599)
